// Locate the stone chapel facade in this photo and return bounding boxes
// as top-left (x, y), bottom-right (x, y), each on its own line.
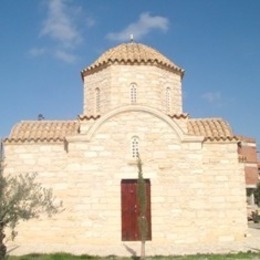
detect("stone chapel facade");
top-left (3, 42), bottom-right (253, 255)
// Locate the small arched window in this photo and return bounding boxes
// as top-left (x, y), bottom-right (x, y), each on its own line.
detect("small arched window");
top-left (95, 88), bottom-right (100, 114)
top-left (130, 83), bottom-right (137, 104)
top-left (166, 87), bottom-right (171, 114)
top-left (131, 136), bottom-right (139, 158)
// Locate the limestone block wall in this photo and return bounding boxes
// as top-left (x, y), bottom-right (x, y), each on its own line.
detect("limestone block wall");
top-left (3, 143), bottom-right (69, 201)
top-left (171, 117), bottom-right (188, 134)
top-left (200, 143), bottom-right (247, 241)
top-left (83, 67), bottom-right (112, 116)
top-left (4, 111), bottom-right (247, 256)
top-left (83, 65), bottom-right (183, 117)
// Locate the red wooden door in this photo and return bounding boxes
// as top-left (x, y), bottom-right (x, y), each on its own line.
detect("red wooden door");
top-left (121, 179), bottom-right (151, 241)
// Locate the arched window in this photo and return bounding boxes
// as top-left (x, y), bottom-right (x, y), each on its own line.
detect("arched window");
top-left (166, 87), bottom-right (171, 113)
top-left (130, 83), bottom-right (137, 104)
top-left (131, 136), bottom-right (139, 158)
top-left (95, 88), bottom-right (100, 114)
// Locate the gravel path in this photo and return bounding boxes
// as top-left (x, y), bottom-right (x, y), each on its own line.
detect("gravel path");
top-left (244, 222), bottom-right (260, 252)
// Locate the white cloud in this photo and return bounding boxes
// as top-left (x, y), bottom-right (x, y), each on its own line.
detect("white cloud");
top-left (30, 0), bottom-right (93, 63)
top-left (54, 50), bottom-right (77, 63)
top-left (107, 12), bottom-right (169, 41)
top-left (201, 91), bottom-right (221, 103)
top-left (40, 0), bottom-right (82, 49)
top-left (86, 16), bottom-right (95, 28)
top-left (29, 48), bottom-right (46, 57)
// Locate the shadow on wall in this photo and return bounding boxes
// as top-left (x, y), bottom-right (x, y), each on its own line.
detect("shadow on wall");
top-left (123, 244), bottom-right (139, 259)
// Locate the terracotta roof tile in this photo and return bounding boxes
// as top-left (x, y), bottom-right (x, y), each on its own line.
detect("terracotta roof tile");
top-left (78, 115), bottom-right (101, 121)
top-left (4, 120), bottom-right (78, 143)
top-left (81, 42), bottom-right (184, 76)
top-left (168, 113), bottom-right (189, 119)
top-left (187, 118), bottom-right (237, 141)
top-left (5, 117), bottom-right (239, 144)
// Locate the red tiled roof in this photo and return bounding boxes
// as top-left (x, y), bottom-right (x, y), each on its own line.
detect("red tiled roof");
top-left (78, 115), bottom-right (101, 121)
top-left (81, 42), bottom-right (184, 77)
top-left (4, 120), bottom-right (79, 144)
top-left (4, 117), bottom-right (239, 144)
top-left (168, 113), bottom-right (189, 119)
top-left (187, 118), bottom-right (238, 141)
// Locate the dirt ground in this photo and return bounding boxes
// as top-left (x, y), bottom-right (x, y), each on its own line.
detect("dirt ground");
top-left (245, 221), bottom-right (260, 252)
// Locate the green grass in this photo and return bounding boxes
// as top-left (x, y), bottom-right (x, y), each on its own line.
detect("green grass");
top-left (6, 251), bottom-right (260, 260)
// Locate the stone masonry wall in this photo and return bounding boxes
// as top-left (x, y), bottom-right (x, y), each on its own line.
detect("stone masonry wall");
top-left (4, 111), bottom-right (247, 256)
top-left (83, 67), bottom-right (112, 116)
top-left (83, 65), bottom-right (183, 117)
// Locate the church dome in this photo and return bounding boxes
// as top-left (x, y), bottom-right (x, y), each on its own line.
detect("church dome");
top-left (81, 42), bottom-right (184, 76)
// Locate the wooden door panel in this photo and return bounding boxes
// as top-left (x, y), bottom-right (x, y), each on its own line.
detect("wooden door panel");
top-left (121, 179), bottom-right (151, 241)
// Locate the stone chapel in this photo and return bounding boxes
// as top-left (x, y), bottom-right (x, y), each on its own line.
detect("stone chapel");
top-left (3, 41), bottom-right (256, 256)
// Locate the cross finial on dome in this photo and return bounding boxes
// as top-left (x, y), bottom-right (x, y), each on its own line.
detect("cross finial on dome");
top-left (130, 34), bottom-right (134, 42)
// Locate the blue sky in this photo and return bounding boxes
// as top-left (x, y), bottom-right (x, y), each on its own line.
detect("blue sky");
top-left (0, 0), bottom-right (260, 149)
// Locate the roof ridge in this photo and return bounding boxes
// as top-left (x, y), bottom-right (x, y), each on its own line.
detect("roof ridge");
top-left (189, 117), bottom-right (225, 121)
top-left (19, 119), bottom-right (77, 123)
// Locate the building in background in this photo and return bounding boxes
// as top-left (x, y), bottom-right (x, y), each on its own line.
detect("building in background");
top-left (237, 136), bottom-right (259, 206)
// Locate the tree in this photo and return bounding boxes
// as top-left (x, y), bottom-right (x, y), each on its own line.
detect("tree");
top-left (0, 141), bottom-right (61, 259)
top-left (136, 157), bottom-right (148, 260)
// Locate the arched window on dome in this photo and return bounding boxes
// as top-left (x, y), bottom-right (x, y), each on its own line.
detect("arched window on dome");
top-left (130, 83), bottom-right (137, 104)
top-left (95, 88), bottom-right (100, 114)
top-left (165, 87), bottom-right (172, 114)
top-left (131, 136), bottom-right (139, 158)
